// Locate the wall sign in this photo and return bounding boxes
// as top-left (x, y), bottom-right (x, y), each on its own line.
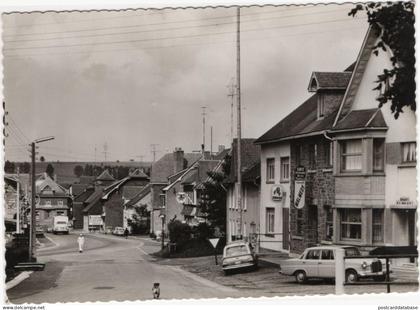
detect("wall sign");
top-left (295, 166), bottom-right (306, 181)
top-left (89, 215), bottom-right (103, 226)
top-left (396, 197), bottom-right (415, 207)
top-left (294, 180), bottom-right (305, 209)
top-left (271, 185), bottom-right (283, 201)
top-left (176, 192), bottom-right (187, 204)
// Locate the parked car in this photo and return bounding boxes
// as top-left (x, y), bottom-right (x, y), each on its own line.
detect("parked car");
top-left (35, 225), bottom-right (45, 237)
top-left (279, 246), bottom-right (386, 284)
top-left (112, 227), bottom-right (125, 236)
top-left (222, 241), bottom-right (258, 275)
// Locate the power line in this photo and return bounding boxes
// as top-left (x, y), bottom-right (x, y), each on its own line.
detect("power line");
top-left (3, 8), bottom-right (352, 43)
top-left (3, 17), bottom-right (365, 52)
top-left (4, 24), bottom-right (366, 59)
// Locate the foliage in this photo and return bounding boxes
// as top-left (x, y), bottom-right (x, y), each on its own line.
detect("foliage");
top-left (349, 2), bottom-right (415, 118)
top-left (73, 165), bottom-right (84, 177)
top-left (40, 156), bottom-right (45, 162)
top-left (127, 205), bottom-right (150, 235)
top-left (168, 220), bottom-right (192, 250)
top-left (46, 164), bottom-right (55, 178)
top-left (5, 160), bottom-right (15, 173)
top-left (19, 162), bottom-right (30, 174)
top-left (193, 222), bottom-right (214, 240)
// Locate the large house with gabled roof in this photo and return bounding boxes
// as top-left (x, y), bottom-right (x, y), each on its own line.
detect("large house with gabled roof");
top-left (255, 25), bottom-right (416, 256)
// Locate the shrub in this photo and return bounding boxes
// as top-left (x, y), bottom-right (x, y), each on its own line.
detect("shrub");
top-left (168, 220), bottom-right (192, 250)
top-left (193, 223), bottom-right (214, 240)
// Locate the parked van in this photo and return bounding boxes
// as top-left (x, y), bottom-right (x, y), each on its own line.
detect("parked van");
top-left (53, 216), bottom-right (69, 234)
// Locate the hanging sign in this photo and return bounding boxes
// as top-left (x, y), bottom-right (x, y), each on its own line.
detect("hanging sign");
top-left (176, 192), bottom-right (187, 204)
top-left (271, 185), bottom-right (283, 201)
top-left (294, 180), bottom-right (305, 209)
top-left (295, 166), bottom-right (306, 181)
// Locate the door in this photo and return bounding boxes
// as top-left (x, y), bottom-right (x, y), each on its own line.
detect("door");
top-left (303, 249), bottom-right (321, 277)
top-left (318, 249), bottom-right (335, 278)
top-left (282, 208), bottom-right (289, 250)
top-left (408, 210), bottom-right (416, 263)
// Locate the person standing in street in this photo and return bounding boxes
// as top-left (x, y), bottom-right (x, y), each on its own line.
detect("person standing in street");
top-left (124, 228), bottom-right (129, 239)
top-left (77, 234), bottom-right (85, 253)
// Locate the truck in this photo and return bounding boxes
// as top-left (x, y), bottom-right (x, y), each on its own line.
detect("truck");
top-left (53, 216), bottom-right (69, 234)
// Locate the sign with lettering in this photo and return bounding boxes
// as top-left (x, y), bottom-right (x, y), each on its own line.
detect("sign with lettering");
top-left (89, 215), bottom-right (103, 226)
top-left (176, 192), bottom-right (187, 204)
top-left (294, 181), bottom-right (305, 209)
top-left (295, 166), bottom-right (306, 181)
top-left (271, 185), bottom-right (283, 201)
top-left (396, 197), bottom-right (415, 207)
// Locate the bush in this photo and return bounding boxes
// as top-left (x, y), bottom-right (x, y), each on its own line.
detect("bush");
top-left (168, 220), bottom-right (192, 250)
top-left (193, 223), bottom-right (214, 240)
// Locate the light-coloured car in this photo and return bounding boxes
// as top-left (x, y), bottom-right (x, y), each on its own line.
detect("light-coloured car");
top-left (112, 227), bottom-right (125, 236)
top-left (279, 246), bottom-right (386, 284)
top-left (222, 241), bottom-right (258, 275)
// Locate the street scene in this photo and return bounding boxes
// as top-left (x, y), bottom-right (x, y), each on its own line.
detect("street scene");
top-left (2, 2), bottom-right (418, 304)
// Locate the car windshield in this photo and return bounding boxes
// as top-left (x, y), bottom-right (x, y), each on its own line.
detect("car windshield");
top-left (226, 245), bottom-right (249, 257)
top-left (56, 221), bottom-right (67, 224)
top-left (345, 247), bottom-right (361, 257)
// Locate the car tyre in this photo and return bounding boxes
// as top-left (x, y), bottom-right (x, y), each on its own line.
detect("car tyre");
top-left (345, 270), bottom-right (358, 283)
top-left (295, 270), bottom-right (307, 284)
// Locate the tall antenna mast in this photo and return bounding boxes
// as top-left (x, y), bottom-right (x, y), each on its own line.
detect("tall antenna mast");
top-left (210, 126), bottom-right (213, 158)
top-left (150, 144), bottom-right (159, 162)
top-left (236, 6), bottom-right (243, 238)
top-left (227, 79), bottom-right (236, 142)
top-left (201, 106), bottom-right (207, 153)
top-left (103, 143), bottom-right (108, 162)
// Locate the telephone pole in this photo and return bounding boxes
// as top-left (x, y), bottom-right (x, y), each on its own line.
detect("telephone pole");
top-left (236, 6), bottom-right (243, 238)
top-left (16, 166), bottom-right (20, 233)
top-left (201, 106), bottom-right (207, 152)
top-left (103, 143), bottom-right (108, 162)
top-left (227, 79), bottom-right (236, 142)
top-left (150, 144), bottom-right (159, 162)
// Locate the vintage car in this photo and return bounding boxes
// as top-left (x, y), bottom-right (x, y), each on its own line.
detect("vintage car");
top-left (112, 227), bottom-right (125, 236)
top-left (279, 245), bottom-right (386, 283)
top-left (222, 241), bottom-right (258, 275)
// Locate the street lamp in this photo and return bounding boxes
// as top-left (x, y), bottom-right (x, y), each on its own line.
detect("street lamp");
top-left (29, 136), bottom-right (54, 261)
top-left (159, 211), bottom-right (166, 251)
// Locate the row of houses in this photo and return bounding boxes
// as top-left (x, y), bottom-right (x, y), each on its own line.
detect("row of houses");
top-left (226, 26), bottom-right (417, 258)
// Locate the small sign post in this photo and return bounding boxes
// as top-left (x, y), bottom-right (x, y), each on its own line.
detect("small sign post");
top-left (209, 238), bottom-right (220, 265)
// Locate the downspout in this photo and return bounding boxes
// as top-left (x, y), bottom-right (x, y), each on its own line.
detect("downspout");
top-left (323, 131), bottom-right (333, 141)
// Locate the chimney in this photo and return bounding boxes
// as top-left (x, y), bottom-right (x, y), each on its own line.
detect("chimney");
top-left (173, 147), bottom-right (184, 173)
top-left (204, 151), bottom-right (211, 160)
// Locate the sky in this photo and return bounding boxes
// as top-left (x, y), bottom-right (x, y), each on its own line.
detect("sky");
top-left (3, 4), bottom-right (369, 162)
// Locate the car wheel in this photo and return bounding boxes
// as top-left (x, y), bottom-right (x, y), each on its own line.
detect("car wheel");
top-left (345, 270), bottom-right (358, 283)
top-left (295, 270), bottom-right (307, 284)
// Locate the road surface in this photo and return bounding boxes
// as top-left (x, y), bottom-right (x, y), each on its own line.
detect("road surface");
top-left (7, 232), bottom-right (238, 303)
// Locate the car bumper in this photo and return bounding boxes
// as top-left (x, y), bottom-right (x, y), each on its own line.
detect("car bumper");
top-left (222, 262), bottom-right (256, 270)
top-left (358, 270), bottom-right (387, 278)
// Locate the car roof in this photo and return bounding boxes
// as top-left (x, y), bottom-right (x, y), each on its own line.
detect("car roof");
top-left (305, 245), bottom-right (357, 251)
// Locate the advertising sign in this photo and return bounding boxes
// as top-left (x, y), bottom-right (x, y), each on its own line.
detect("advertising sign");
top-left (294, 180), bottom-right (305, 209)
top-left (176, 192), bottom-right (187, 204)
top-left (89, 215), bottom-right (103, 226)
top-left (295, 166), bottom-right (306, 181)
top-left (271, 185), bottom-right (283, 201)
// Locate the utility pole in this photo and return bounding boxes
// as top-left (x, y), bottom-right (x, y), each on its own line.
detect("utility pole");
top-left (227, 79), bottom-right (236, 142)
top-left (201, 106), bottom-right (207, 153)
top-left (150, 144), bottom-right (159, 162)
top-left (236, 6), bottom-right (243, 239)
top-left (29, 142), bottom-right (35, 261)
top-left (94, 146), bottom-right (97, 163)
top-left (103, 143), bottom-right (108, 162)
top-left (210, 126), bottom-right (213, 158)
top-left (16, 166), bottom-right (20, 234)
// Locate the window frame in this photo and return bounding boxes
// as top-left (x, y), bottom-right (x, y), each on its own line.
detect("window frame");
top-left (340, 208), bottom-right (362, 241)
top-left (401, 141), bottom-right (416, 163)
top-left (266, 158), bottom-right (275, 183)
top-left (373, 138), bottom-right (385, 172)
top-left (280, 156), bottom-right (290, 182)
top-left (372, 209), bottom-right (384, 243)
top-left (266, 207), bottom-right (275, 236)
top-left (317, 95), bottom-right (325, 120)
top-left (324, 205), bottom-right (333, 241)
top-left (340, 139), bottom-right (363, 172)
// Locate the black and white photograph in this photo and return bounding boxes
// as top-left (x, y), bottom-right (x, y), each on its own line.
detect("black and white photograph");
top-left (1, 0), bottom-right (418, 306)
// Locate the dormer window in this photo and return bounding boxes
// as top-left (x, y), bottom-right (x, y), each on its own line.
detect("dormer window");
top-left (309, 77), bottom-right (318, 92)
top-left (317, 94), bottom-right (325, 119)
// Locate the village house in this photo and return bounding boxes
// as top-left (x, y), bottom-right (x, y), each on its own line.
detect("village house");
top-left (226, 139), bottom-right (260, 243)
top-left (123, 184), bottom-right (152, 233)
top-left (255, 25), bottom-right (417, 257)
top-left (149, 148), bottom-right (201, 236)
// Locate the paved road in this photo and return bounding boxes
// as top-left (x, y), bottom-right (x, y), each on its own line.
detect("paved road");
top-left (7, 232), bottom-right (238, 303)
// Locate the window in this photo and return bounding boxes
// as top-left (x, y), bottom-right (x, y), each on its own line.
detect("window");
top-left (56, 210), bottom-right (65, 216)
top-left (325, 142), bottom-right (333, 167)
top-left (373, 139), bottom-right (385, 172)
top-left (321, 250), bottom-right (334, 260)
top-left (306, 250), bottom-right (320, 260)
top-left (57, 200), bottom-right (64, 206)
top-left (296, 209), bottom-right (304, 236)
top-left (309, 144), bottom-right (317, 169)
top-left (159, 194), bottom-right (166, 208)
top-left (45, 200), bottom-right (51, 206)
top-left (340, 208), bottom-right (362, 240)
top-left (324, 205), bottom-right (333, 241)
top-left (372, 209), bottom-right (384, 243)
top-left (266, 158), bottom-right (275, 182)
top-left (280, 157), bottom-right (290, 181)
top-left (266, 208), bottom-right (275, 235)
top-left (341, 139), bottom-right (362, 171)
top-left (402, 142), bottom-right (416, 163)
top-left (317, 95), bottom-right (325, 119)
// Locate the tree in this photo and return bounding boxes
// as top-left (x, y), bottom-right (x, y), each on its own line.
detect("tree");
top-left (349, 2), bottom-right (415, 118)
top-left (4, 160), bottom-right (15, 173)
top-left (20, 162), bottom-right (30, 174)
top-left (40, 156), bottom-right (45, 162)
top-left (74, 165), bottom-right (84, 177)
top-left (46, 164), bottom-right (54, 179)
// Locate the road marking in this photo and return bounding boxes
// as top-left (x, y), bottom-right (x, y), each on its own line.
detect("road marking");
top-left (6, 271), bottom-right (33, 291)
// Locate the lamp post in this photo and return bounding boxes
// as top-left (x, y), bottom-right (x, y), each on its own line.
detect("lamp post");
top-left (29, 136), bottom-right (54, 261)
top-left (160, 213), bottom-right (166, 251)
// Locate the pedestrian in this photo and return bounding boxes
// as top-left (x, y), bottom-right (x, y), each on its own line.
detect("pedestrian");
top-left (124, 228), bottom-right (129, 239)
top-left (77, 233), bottom-right (85, 253)
top-left (152, 283), bottom-right (160, 299)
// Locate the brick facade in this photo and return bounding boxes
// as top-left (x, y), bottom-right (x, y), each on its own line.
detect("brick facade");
top-left (289, 136), bottom-right (334, 254)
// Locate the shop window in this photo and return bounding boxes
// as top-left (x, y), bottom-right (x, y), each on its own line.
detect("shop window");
top-left (373, 139), bottom-right (385, 172)
top-left (341, 139), bottom-right (362, 172)
top-left (324, 205), bottom-right (333, 241)
top-left (402, 142), bottom-right (416, 163)
top-left (340, 208), bottom-right (361, 240)
top-left (372, 209), bottom-right (384, 243)
top-left (266, 158), bottom-right (275, 183)
top-left (280, 157), bottom-right (290, 181)
top-left (266, 208), bottom-right (275, 236)
top-left (296, 209), bottom-right (304, 236)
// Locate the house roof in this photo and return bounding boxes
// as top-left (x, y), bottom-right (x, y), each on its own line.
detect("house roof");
top-left (129, 168), bottom-right (149, 178)
top-left (73, 186), bottom-right (95, 203)
top-left (242, 162), bottom-right (261, 183)
top-left (150, 152), bottom-right (202, 183)
top-left (332, 109), bottom-right (387, 131)
top-left (125, 184), bottom-right (151, 207)
top-left (35, 173), bottom-right (69, 195)
top-left (96, 169), bottom-right (115, 181)
top-left (227, 139), bottom-right (260, 183)
top-left (82, 188), bottom-right (104, 213)
top-left (122, 185), bottom-right (146, 200)
top-left (72, 183), bottom-right (90, 196)
top-left (310, 72), bottom-right (352, 90)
